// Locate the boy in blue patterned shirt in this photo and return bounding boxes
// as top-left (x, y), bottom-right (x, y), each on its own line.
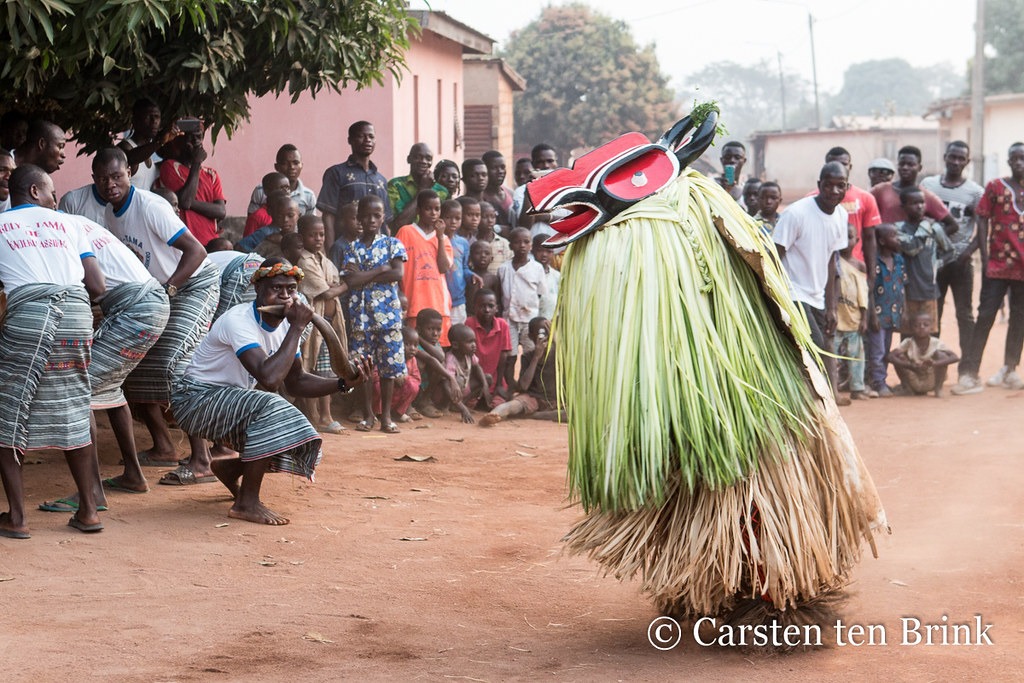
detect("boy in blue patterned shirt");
top-left (867, 224), bottom-right (907, 396)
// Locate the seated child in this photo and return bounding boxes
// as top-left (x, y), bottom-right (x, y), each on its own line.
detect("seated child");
top-left (533, 234), bottom-right (561, 320)
top-left (297, 214), bottom-right (349, 434)
top-left (236, 191), bottom-right (299, 257)
top-left (435, 323), bottom-right (490, 423)
top-left (476, 200), bottom-right (513, 274)
top-left (480, 317), bottom-right (561, 426)
top-left (888, 312), bottom-right (959, 397)
top-left (206, 236), bottom-right (234, 253)
top-left (411, 307), bottom-right (460, 419)
top-left (243, 171), bottom-right (290, 237)
top-left (466, 288), bottom-right (511, 403)
top-left (373, 326), bottom-right (422, 423)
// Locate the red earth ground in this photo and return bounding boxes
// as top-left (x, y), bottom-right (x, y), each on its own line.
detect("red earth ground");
top-left (0, 315), bottom-right (1021, 682)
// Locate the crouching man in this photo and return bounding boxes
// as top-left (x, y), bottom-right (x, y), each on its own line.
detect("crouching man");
top-left (170, 258), bottom-right (370, 525)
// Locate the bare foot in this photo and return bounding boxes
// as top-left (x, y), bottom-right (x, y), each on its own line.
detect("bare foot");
top-left (135, 449), bottom-right (180, 467)
top-left (103, 475), bottom-right (148, 493)
top-left (0, 511), bottom-right (30, 539)
top-left (210, 459), bottom-right (240, 499)
top-left (210, 444), bottom-right (238, 459)
top-left (479, 413), bottom-right (502, 427)
top-left (228, 502), bottom-right (290, 525)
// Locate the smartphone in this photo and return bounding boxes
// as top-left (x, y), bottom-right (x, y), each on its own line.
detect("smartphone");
top-left (724, 164), bottom-right (736, 185)
top-left (177, 117), bottom-right (202, 133)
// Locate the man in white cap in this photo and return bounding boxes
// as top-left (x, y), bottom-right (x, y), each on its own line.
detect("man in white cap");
top-left (867, 158), bottom-right (895, 187)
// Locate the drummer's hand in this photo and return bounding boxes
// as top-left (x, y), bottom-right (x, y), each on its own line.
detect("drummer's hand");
top-left (284, 295), bottom-right (314, 328)
top-left (349, 354), bottom-right (373, 386)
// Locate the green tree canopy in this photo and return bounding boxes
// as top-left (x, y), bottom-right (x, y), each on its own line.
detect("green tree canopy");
top-left (0, 0), bottom-right (416, 152)
top-left (830, 58), bottom-right (965, 117)
top-left (985, 0), bottom-right (1024, 94)
top-left (680, 60), bottom-right (816, 141)
top-left (502, 4), bottom-right (677, 158)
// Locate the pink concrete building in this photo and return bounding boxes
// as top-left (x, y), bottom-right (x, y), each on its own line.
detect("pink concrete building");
top-left (55, 11), bottom-right (495, 219)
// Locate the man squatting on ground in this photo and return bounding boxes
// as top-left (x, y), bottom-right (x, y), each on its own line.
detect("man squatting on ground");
top-left (170, 259), bottom-right (371, 525)
top-left (0, 165), bottom-right (107, 538)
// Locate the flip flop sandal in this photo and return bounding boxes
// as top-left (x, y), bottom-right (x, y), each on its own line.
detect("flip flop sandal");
top-left (39, 498), bottom-right (109, 513)
top-left (396, 414), bottom-right (412, 423)
top-left (380, 422), bottom-right (400, 434)
top-left (136, 453), bottom-right (181, 468)
top-left (320, 420), bottom-right (347, 434)
top-left (159, 465), bottom-right (217, 486)
top-left (67, 515), bottom-right (104, 533)
top-left (406, 409), bottom-right (424, 421)
top-left (355, 418), bottom-right (376, 432)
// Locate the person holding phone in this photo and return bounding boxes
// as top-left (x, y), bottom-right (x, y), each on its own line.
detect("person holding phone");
top-left (154, 120), bottom-right (227, 247)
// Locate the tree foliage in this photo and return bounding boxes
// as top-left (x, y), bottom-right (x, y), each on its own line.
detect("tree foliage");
top-left (502, 4), bottom-right (677, 157)
top-left (680, 60), bottom-right (816, 141)
top-left (830, 58), bottom-right (965, 117)
top-left (985, 0), bottom-right (1024, 94)
top-left (0, 0), bottom-right (417, 152)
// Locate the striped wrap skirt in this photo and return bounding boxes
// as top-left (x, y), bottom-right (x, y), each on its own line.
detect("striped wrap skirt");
top-left (214, 252), bottom-right (263, 322)
top-left (123, 261), bottom-right (219, 404)
top-left (90, 280), bottom-right (170, 410)
top-left (0, 284), bottom-right (93, 452)
top-left (171, 377), bottom-right (323, 480)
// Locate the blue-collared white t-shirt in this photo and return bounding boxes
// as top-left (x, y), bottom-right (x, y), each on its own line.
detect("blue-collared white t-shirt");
top-left (104, 185), bottom-right (200, 284)
top-left (184, 301), bottom-right (299, 389)
top-left (0, 204), bottom-right (93, 293)
top-left (58, 184), bottom-right (109, 226)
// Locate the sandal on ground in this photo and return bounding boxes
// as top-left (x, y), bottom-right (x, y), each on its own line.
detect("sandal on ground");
top-left (396, 413), bottom-right (412, 423)
top-left (416, 404), bottom-right (443, 418)
top-left (405, 408), bottom-right (423, 421)
top-left (136, 452), bottom-right (181, 468)
top-left (39, 498), bottom-right (108, 513)
top-left (320, 420), bottom-right (347, 434)
top-left (355, 418), bottom-right (376, 432)
top-left (380, 422), bottom-right (400, 434)
top-left (159, 464), bottom-right (217, 486)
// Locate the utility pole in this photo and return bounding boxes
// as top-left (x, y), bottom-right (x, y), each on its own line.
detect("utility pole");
top-left (970, 0), bottom-right (986, 183)
top-left (777, 51), bottom-right (787, 130)
top-left (808, 12), bottom-right (821, 129)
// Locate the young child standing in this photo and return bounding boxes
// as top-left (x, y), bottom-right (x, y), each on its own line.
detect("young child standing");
top-left (889, 312), bottom-right (959, 397)
top-left (867, 224), bottom-right (907, 397)
top-left (466, 241), bottom-right (502, 315)
top-left (442, 199), bottom-right (479, 326)
top-left (476, 200), bottom-right (513, 274)
top-left (466, 288), bottom-right (512, 403)
top-left (834, 224), bottom-right (875, 400)
top-left (456, 196), bottom-right (481, 242)
top-left (499, 227), bottom-right (548, 389)
top-left (296, 214), bottom-right (349, 433)
top-left (328, 202), bottom-right (361, 270)
top-left (437, 324), bottom-right (490, 423)
top-left (373, 326), bottom-right (422, 423)
top-left (395, 189), bottom-right (454, 343)
top-left (532, 234), bottom-right (561, 320)
top-left (480, 317), bottom-right (561, 426)
top-left (895, 186), bottom-right (953, 337)
top-left (341, 195), bottom-right (407, 433)
top-left (754, 181), bottom-right (782, 233)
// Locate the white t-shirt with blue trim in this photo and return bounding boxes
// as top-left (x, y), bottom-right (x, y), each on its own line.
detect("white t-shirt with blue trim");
top-left (104, 185), bottom-right (199, 284)
top-left (0, 204), bottom-right (93, 293)
top-left (184, 301), bottom-right (299, 389)
top-left (58, 184), bottom-right (109, 226)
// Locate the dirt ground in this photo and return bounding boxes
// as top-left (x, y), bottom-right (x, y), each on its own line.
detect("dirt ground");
top-left (1, 314), bottom-right (1022, 682)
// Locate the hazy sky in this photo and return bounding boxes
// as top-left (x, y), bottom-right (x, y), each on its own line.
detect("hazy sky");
top-left (413, 0), bottom-right (978, 94)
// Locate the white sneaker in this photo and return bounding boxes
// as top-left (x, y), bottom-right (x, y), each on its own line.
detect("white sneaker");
top-left (1004, 370), bottom-right (1024, 390)
top-left (987, 366), bottom-right (1009, 387)
top-left (951, 375), bottom-right (984, 395)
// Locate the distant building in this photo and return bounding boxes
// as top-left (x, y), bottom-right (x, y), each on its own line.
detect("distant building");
top-left (749, 115), bottom-right (939, 198)
top-left (926, 93), bottom-right (1024, 182)
top-left (463, 56), bottom-right (526, 161)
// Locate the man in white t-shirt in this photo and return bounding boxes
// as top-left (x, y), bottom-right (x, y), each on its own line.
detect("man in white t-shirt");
top-left (58, 183), bottom-right (110, 225)
top-left (171, 258), bottom-right (370, 525)
top-left (0, 165), bottom-right (107, 538)
top-left (0, 151), bottom-right (13, 211)
top-left (93, 147), bottom-right (221, 485)
top-left (773, 161), bottom-right (850, 402)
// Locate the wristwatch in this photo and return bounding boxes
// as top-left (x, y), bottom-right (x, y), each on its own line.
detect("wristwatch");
top-left (163, 283), bottom-right (178, 298)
